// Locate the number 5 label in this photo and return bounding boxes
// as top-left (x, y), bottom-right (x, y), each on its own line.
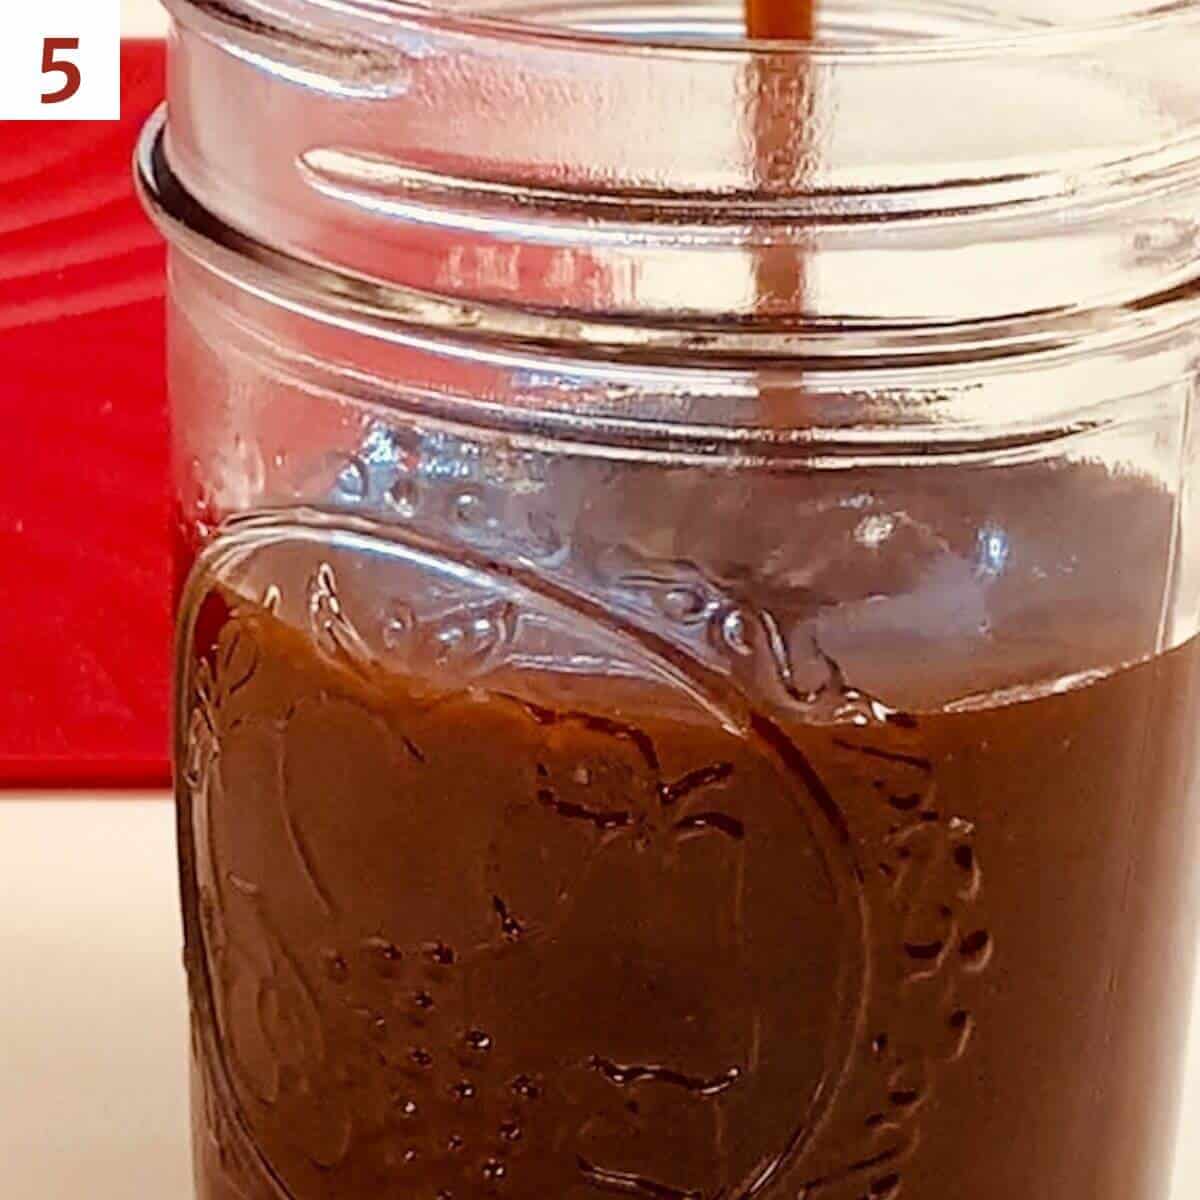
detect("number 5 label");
top-left (1, 0), bottom-right (120, 120)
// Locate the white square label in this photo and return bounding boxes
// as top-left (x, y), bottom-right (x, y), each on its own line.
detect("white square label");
top-left (0, 0), bottom-right (121, 120)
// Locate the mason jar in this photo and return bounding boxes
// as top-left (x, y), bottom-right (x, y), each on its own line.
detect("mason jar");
top-left (139, 2), bottom-right (1200, 1198)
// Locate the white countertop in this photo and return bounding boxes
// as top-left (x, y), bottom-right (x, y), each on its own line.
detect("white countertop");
top-left (0, 800), bottom-right (189, 1200)
top-left (2, 796), bottom-right (1198, 1199)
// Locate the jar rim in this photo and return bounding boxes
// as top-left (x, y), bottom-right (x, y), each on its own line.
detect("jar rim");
top-left (173, 0), bottom-right (1200, 59)
top-left (138, 109), bottom-right (1200, 373)
top-left (156, 0), bottom-right (1200, 332)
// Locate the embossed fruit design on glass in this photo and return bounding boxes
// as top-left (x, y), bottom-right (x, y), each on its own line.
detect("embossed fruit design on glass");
top-left (141, 1), bottom-right (1200, 1199)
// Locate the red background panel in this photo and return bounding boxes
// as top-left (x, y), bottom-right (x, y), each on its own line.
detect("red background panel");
top-left (0, 42), bottom-right (171, 787)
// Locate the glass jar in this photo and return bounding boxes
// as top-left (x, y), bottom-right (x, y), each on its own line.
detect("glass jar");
top-left (140, 2), bottom-right (1200, 1199)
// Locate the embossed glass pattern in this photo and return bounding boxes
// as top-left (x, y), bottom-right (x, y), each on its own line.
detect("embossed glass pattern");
top-left (140, 2), bottom-right (1200, 1199)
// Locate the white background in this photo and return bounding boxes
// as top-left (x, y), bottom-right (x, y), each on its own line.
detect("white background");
top-left (123, 0), bottom-right (169, 37)
top-left (0, 0), bottom-right (121, 121)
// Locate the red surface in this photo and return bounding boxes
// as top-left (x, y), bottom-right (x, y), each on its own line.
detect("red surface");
top-left (0, 42), bottom-right (171, 788)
